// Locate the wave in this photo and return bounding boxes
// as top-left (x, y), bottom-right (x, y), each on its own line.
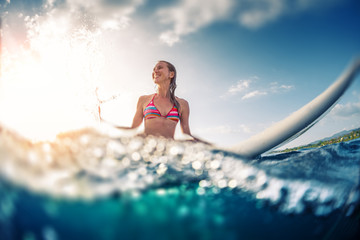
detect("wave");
top-left (0, 126), bottom-right (359, 239)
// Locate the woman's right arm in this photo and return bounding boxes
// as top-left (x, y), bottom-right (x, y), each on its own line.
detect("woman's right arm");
top-left (129, 96), bottom-right (145, 129)
top-left (179, 98), bottom-right (212, 145)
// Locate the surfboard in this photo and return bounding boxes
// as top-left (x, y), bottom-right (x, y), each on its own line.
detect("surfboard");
top-left (230, 58), bottom-right (360, 159)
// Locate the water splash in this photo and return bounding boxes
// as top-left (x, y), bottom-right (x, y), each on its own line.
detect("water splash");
top-left (0, 125), bottom-right (359, 218)
top-left (0, 4), bottom-right (105, 141)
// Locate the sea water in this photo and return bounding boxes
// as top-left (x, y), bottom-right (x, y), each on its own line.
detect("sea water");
top-left (0, 126), bottom-right (359, 240)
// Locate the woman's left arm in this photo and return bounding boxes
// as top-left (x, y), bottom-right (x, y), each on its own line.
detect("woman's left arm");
top-left (179, 99), bottom-right (191, 136)
top-left (179, 99), bottom-right (211, 145)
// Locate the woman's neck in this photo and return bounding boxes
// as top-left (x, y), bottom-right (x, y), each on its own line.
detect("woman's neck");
top-left (157, 85), bottom-right (170, 98)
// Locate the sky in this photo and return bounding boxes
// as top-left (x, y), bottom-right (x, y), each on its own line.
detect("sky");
top-left (0, 0), bottom-right (359, 149)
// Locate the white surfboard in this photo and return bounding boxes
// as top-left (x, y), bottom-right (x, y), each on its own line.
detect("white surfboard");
top-left (230, 59), bottom-right (360, 159)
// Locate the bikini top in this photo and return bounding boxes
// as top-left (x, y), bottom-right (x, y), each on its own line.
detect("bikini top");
top-left (143, 94), bottom-right (180, 123)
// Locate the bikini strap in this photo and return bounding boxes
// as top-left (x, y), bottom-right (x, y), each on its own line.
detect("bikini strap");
top-left (151, 93), bottom-right (156, 102)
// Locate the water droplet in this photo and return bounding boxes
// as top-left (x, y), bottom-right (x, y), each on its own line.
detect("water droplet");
top-left (23, 232), bottom-right (36, 240)
top-left (122, 157), bottom-right (130, 167)
top-left (93, 147), bottom-right (104, 158)
top-left (199, 180), bottom-right (210, 188)
top-left (28, 151), bottom-right (38, 165)
top-left (156, 163), bottom-right (167, 175)
top-left (192, 161), bottom-right (202, 170)
top-left (228, 179), bottom-right (237, 188)
top-left (131, 152), bottom-right (141, 161)
top-left (217, 179), bottom-right (227, 188)
top-left (138, 167), bottom-right (147, 175)
top-left (197, 187), bottom-right (206, 195)
top-left (210, 159), bottom-right (220, 169)
top-left (80, 135), bottom-right (89, 145)
top-left (42, 226), bottom-right (58, 240)
top-left (42, 143), bottom-right (52, 152)
top-left (156, 189), bottom-right (166, 195)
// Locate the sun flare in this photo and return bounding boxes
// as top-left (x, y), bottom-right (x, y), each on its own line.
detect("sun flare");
top-left (0, 16), bottom-right (104, 141)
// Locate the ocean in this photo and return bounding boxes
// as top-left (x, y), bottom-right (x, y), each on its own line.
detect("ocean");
top-left (0, 126), bottom-right (359, 240)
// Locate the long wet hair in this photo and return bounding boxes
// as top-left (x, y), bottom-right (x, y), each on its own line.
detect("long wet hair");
top-left (159, 60), bottom-right (180, 112)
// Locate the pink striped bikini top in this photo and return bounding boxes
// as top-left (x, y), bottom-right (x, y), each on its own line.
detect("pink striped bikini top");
top-left (143, 94), bottom-right (180, 122)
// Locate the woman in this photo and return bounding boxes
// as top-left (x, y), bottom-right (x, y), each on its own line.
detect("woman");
top-left (100, 60), bottom-right (204, 142)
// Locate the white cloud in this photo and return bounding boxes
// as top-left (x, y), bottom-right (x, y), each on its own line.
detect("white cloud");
top-left (45, 0), bottom-right (56, 8)
top-left (330, 102), bottom-right (360, 118)
top-left (159, 31), bottom-right (180, 48)
top-left (242, 90), bottom-right (267, 99)
top-left (237, 0), bottom-right (341, 29)
top-left (157, 0), bottom-right (341, 45)
top-left (239, 0), bottom-right (285, 29)
top-left (0, 0), bottom-right (10, 7)
top-left (224, 76), bottom-right (294, 100)
top-left (223, 76), bottom-right (258, 98)
top-left (100, 16), bottom-right (131, 31)
top-left (8, 0), bottom-right (342, 46)
top-left (269, 81), bottom-right (294, 93)
top-left (228, 78), bottom-right (254, 94)
top-left (157, 0), bottom-right (235, 46)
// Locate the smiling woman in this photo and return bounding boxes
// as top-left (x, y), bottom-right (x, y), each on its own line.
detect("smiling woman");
top-left (100, 61), bottom-right (207, 143)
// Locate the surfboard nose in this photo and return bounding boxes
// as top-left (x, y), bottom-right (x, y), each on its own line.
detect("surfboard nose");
top-left (230, 58), bottom-right (360, 159)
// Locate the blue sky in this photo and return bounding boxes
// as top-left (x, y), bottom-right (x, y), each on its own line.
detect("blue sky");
top-left (1, 0), bottom-right (360, 148)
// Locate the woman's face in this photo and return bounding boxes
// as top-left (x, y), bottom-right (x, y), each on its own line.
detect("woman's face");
top-left (152, 62), bottom-right (174, 84)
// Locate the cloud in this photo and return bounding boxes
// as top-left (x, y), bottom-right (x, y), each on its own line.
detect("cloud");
top-left (330, 102), bottom-right (360, 118)
top-left (269, 81), bottom-right (294, 93)
top-left (157, 0), bottom-right (342, 45)
top-left (238, 0), bottom-right (341, 29)
top-left (224, 76), bottom-right (294, 100)
top-left (242, 90), bottom-right (267, 99)
top-left (238, 0), bottom-right (285, 29)
top-left (6, 0), bottom-right (342, 46)
top-left (228, 77), bottom-right (257, 94)
top-left (157, 0), bottom-right (235, 46)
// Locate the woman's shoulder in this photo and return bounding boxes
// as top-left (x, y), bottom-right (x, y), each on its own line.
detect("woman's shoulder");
top-left (138, 94), bottom-right (154, 103)
top-left (176, 96), bottom-right (188, 103)
top-left (176, 96), bottom-right (189, 108)
top-left (135, 94), bottom-right (154, 110)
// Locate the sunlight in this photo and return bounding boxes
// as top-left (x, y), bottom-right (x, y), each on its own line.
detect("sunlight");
top-left (0, 16), bottom-right (104, 141)
top-left (0, 4), bottom-right (172, 142)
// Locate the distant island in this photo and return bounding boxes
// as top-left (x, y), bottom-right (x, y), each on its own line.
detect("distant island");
top-left (275, 128), bottom-right (360, 153)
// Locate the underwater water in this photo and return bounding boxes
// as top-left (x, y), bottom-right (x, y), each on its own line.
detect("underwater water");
top-left (0, 126), bottom-right (359, 240)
